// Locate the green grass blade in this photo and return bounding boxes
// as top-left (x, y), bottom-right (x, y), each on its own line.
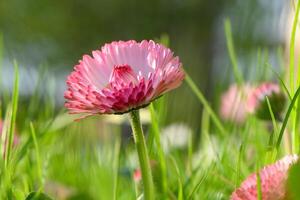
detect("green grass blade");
top-left (170, 156), bottom-right (183, 200)
top-left (1, 104), bottom-right (11, 158)
top-left (256, 164), bottom-right (262, 200)
top-left (266, 97), bottom-right (279, 136)
top-left (267, 64), bottom-right (292, 100)
top-left (265, 96), bottom-right (279, 163)
top-left (5, 60), bottom-right (19, 168)
top-left (276, 86), bottom-right (300, 152)
top-left (187, 170), bottom-right (210, 200)
top-left (112, 133), bottom-right (121, 200)
top-left (235, 144), bottom-right (244, 187)
top-left (287, 160), bottom-right (300, 199)
top-left (185, 73), bottom-right (226, 135)
top-left (290, 0), bottom-right (300, 94)
top-left (289, 0), bottom-right (300, 154)
top-left (29, 122), bottom-right (43, 190)
top-left (149, 104), bottom-right (167, 197)
top-left (224, 18), bottom-right (244, 85)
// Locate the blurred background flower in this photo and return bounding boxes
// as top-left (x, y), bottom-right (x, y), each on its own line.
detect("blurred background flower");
top-left (219, 84), bottom-right (253, 124)
top-left (160, 123), bottom-right (192, 153)
top-left (0, 0), bottom-right (292, 129)
top-left (0, 0), bottom-right (298, 199)
top-left (247, 82), bottom-right (286, 120)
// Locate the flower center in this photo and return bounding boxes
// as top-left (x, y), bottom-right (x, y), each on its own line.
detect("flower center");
top-left (109, 65), bottom-right (138, 87)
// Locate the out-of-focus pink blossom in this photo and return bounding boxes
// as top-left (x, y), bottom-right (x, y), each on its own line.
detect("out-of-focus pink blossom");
top-left (247, 82), bottom-right (285, 120)
top-left (220, 84), bottom-right (254, 123)
top-left (231, 154), bottom-right (298, 200)
top-left (64, 40), bottom-right (184, 117)
top-left (133, 169), bottom-right (142, 183)
top-left (247, 82), bottom-right (280, 113)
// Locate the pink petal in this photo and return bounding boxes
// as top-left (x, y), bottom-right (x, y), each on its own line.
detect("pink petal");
top-left (64, 40), bottom-right (185, 116)
top-left (231, 155), bottom-right (298, 200)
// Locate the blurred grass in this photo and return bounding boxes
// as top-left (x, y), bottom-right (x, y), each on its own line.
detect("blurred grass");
top-left (0, 13), bottom-right (299, 200)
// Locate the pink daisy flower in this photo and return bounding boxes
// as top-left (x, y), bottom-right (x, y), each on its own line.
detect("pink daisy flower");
top-left (231, 155), bottom-right (299, 200)
top-left (247, 82), bottom-right (286, 120)
top-left (64, 40), bottom-right (184, 116)
top-left (220, 84), bottom-right (254, 124)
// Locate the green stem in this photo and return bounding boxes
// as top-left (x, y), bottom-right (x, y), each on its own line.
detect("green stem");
top-left (129, 110), bottom-right (154, 200)
top-left (149, 104), bottom-right (167, 197)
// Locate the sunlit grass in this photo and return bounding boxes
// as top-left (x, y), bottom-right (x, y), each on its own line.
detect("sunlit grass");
top-left (0, 15), bottom-right (300, 200)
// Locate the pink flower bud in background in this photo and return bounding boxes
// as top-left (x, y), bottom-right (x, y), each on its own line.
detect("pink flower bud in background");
top-left (133, 169), bottom-right (142, 183)
top-left (231, 155), bottom-right (298, 200)
top-left (64, 40), bottom-right (185, 117)
top-left (247, 82), bottom-right (286, 120)
top-left (220, 84), bottom-right (254, 124)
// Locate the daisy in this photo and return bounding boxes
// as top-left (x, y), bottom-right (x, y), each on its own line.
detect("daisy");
top-left (64, 40), bottom-right (184, 200)
top-left (64, 40), bottom-right (184, 117)
top-left (231, 155), bottom-right (298, 200)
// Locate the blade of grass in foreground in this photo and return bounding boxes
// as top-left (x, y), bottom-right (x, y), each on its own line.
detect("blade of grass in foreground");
top-left (287, 160), bottom-right (300, 199)
top-left (29, 122), bottom-right (43, 190)
top-left (112, 132), bottom-right (121, 200)
top-left (276, 86), bottom-right (300, 153)
top-left (170, 156), bottom-right (183, 200)
top-left (289, 0), bottom-right (300, 94)
top-left (224, 18), bottom-right (244, 85)
top-left (266, 97), bottom-right (279, 139)
top-left (265, 97), bottom-right (279, 163)
top-left (5, 60), bottom-right (19, 168)
top-left (187, 168), bottom-right (211, 200)
top-left (256, 163), bottom-right (262, 200)
top-left (290, 0), bottom-right (300, 154)
top-left (149, 104), bottom-right (167, 198)
top-left (1, 104), bottom-right (11, 157)
top-left (235, 144), bottom-right (244, 187)
top-left (267, 63), bottom-right (292, 100)
top-left (185, 73), bottom-right (226, 135)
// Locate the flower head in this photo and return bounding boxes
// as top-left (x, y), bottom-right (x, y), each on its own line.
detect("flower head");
top-left (231, 155), bottom-right (299, 200)
top-left (247, 82), bottom-right (286, 120)
top-left (220, 84), bottom-right (254, 123)
top-left (64, 40), bottom-right (184, 116)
